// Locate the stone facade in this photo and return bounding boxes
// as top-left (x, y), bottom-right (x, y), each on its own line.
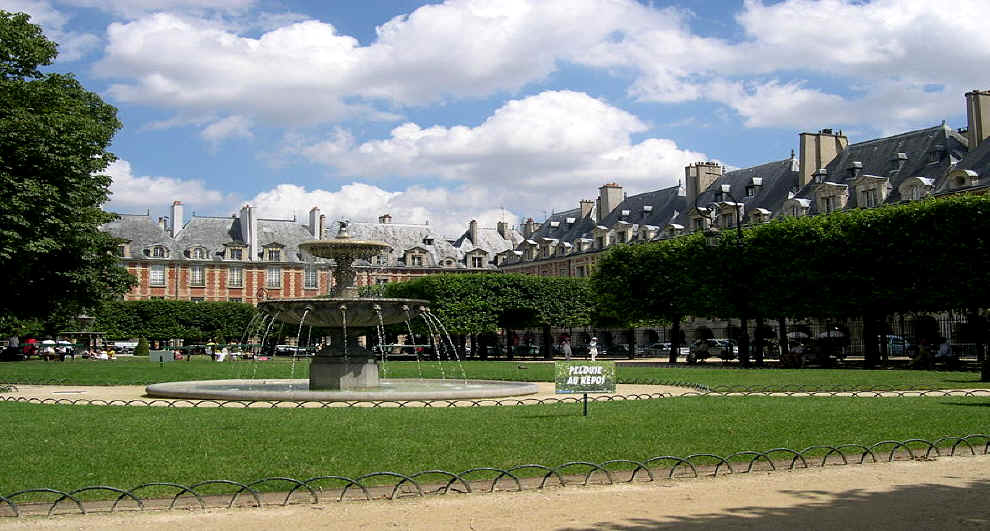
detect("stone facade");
top-left (102, 206), bottom-right (522, 305)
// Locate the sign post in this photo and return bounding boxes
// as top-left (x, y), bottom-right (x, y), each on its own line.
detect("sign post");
top-left (554, 361), bottom-right (616, 416)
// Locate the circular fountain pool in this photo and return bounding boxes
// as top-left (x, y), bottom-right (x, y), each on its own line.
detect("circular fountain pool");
top-left (145, 378), bottom-right (540, 401)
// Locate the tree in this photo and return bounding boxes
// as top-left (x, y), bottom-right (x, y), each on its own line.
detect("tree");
top-left (0, 11), bottom-right (134, 333)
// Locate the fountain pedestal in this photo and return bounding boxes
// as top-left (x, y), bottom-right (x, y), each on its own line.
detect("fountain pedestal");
top-left (310, 357), bottom-right (379, 390)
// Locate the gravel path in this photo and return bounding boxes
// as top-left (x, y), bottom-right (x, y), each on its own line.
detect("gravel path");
top-left (4, 455), bottom-right (989, 530)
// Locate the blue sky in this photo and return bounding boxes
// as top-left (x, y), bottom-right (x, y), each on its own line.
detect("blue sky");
top-left (7, 0), bottom-right (988, 236)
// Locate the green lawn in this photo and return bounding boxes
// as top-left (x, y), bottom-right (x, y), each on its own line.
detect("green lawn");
top-left (1, 396), bottom-right (988, 498)
top-left (1, 357), bottom-right (984, 390)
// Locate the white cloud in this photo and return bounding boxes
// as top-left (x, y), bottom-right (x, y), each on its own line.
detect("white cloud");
top-left (295, 91), bottom-right (708, 216)
top-left (88, 0), bottom-right (990, 140)
top-left (104, 159), bottom-right (238, 213)
top-left (200, 114), bottom-right (253, 146)
top-left (6, 0), bottom-right (101, 61)
top-left (244, 182), bottom-right (515, 238)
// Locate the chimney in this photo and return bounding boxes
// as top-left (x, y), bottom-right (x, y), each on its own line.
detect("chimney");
top-left (966, 90), bottom-right (990, 150)
top-left (596, 182), bottom-right (623, 222)
top-left (157, 217), bottom-right (166, 231)
top-left (378, 213), bottom-right (392, 224)
top-left (813, 168), bottom-right (828, 184)
top-left (239, 204), bottom-right (259, 261)
top-left (468, 219), bottom-right (479, 244)
top-left (684, 162), bottom-right (723, 209)
top-left (523, 218), bottom-right (537, 238)
top-left (319, 214), bottom-right (326, 239)
top-left (497, 221), bottom-right (508, 239)
top-left (799, 129), bottom-right (848, 187)
top-left (308, 206), bottom-right (322, 239)
top-left (579, 199), bottom-right (594, 219)
top-left (170, 201), bottom-right (183, 237)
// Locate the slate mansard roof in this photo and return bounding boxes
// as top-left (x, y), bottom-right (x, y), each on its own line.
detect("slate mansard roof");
top-left (689, 158), bottom-right (800, 223)
top-left (796, 124), bottom-right (968, 212)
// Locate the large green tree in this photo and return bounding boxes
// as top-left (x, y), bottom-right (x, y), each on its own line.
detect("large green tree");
top-left (0, 11), bottom-right (134, 333)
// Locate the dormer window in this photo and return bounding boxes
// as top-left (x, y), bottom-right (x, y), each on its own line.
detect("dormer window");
top-left (890, 152), bottom-right (908, 173)
top-left (642, 205), bottom-right (653, 214)
top-left (929, 145), bottom-right (944, 164)
top-left (191, 247), bottom-right (207, 260)
top-left (549, 221), bottom-right (560, 228)
top-left (411, 255), bottom-right (423, 266)
top-left (745, 178), bottom-right (763, 197)
top-left (266, 248), bottom-right (281, 262)
top-left (115, 244), bottom-right (128, 258)
top-left (229, 248), bottom-right (243, 261)
top-left (620, 209), bottom-right (630, 217)
top-left (471, 256), bottom-right (484, 267)
top-left (151, 246), bottom-right (167, 258)
top-left (422, 238), bottom-right (434, 246)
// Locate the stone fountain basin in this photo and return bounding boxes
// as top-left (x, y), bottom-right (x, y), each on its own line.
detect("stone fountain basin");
top-left (145, 378), bottom-right (541, 401)
top-left (257, 297), bottom-right (429, 328)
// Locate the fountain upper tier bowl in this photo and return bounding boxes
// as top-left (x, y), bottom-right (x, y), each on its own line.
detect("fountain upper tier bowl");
top-left (298, 239), bottom-right (389, 260)
top-left (258, 297), bottom-right (429, 328)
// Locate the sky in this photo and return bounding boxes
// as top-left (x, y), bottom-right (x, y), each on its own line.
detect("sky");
top-left (6, 0), bottom-right (990, 237)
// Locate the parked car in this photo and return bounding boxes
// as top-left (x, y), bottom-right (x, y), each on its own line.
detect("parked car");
top-left (643, 342), bottom-right (690, 357)
top-left (880, 335), bottom-right (914, 356)
top-left (274, 344), bottom-right (309, 357)
top-left (687, 338), bottom-right (737, 364)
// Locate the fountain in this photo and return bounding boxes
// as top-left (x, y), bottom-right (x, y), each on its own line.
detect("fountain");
top-left (145, 221), bottom-right (539, 401)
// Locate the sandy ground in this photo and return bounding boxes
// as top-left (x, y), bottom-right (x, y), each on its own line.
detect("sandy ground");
top-left (3, 455), bottom-right (989, 530)
top-left (0, 382), bottom-right (688, 406)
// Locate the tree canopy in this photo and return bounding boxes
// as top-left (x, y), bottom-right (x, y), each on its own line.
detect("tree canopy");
top-left (0, 11), bottom-right (133, 334)
top-left (594, 194), bottom-right (990, 322)
top-left (382, 273), bottom-right (595, 335)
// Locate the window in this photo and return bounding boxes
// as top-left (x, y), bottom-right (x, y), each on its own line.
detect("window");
top-left (722, 213), bottom-right (735, 228)
top-left (791, 205), bottom-right (800, 217)
top-left (115, 245), bottom-right (126, 257)
top-left (596, 236), bottom-right (604, 248)
top-left (228, 266), bottom-right (243, 287)
top-left (266, 248), bottom-right (281, 262)
top-left (228, 297), bottom-right (242, 303)
top-left (266, 266), bottom-right (282, 288)
top-left (542, 246), bottom-right (550, 258)
top-left (150, 296), bottom-right (165, 300)
top-left (229, 248), bottom-right (243, 261)
top-left (575, 265), bottom-right (586, 278)
top-left (371, 254), bottom-right (385, 265)
top-left (422, 238), bottom-right (434, 246)
top-left (823, 196), bottom-right (836, 213)
top-left (411, 255), bottom-right (423, 266)
top-left (189, 265), bottom-right (205, 286)
top-left (862, 189), bottom-right (878, 208)
top-left (745, 185), bottom-right (756, 197)
top-left (559, 266), bottom-right (570, 277)
top-left (375, 278), bottom-right (389, 285)
top-left (471, 256), bottom-right (484, 268)
top-left (152, 246), bottom-right (166, 258)
top-left (911, 185), bottom-right (923, 201)
top-left (190, 297), bottom-right (204, 302)
top-left (191, 247), bottom-right (207, 259)
top-left (150, 264), bottom-right (166, 286)
top-left (617, 232), bottom-right (627, 243)
top-left (304, 265), bottom-right (318, 289)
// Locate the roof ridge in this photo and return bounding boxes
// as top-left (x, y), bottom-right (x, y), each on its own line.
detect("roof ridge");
top-left (847, 124), bottom-right (944, 148)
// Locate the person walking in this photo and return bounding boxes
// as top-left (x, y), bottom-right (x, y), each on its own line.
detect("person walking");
top-left (588, 337), bottom-right (599, 361)
top-left (561, 337), bottom-right (572, 360)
